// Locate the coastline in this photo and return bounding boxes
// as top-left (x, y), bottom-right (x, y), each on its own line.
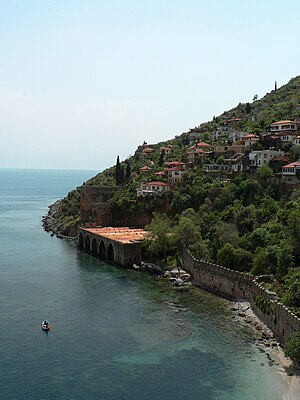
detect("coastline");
top-left (43, 213), bottom-right (300, 398)
top-left (42, 200), bottom-right (76, 240)
top-left (232, 300), bottom-right (300, 400)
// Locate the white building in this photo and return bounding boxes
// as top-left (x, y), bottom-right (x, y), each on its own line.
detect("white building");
top-left (293, 136), bottom-right (300, 146)
top-left (249, 149), bottom-right (284, 168)
top-left (228, 131), bottom-right (248, 143)
top-left (166, 168), bottom-right (186, 184)
top-left (282, 161), bottom-right (300, 184)
top-left (270, 120), bottom-right (297, 132)
top-left (137, 181), bottom-right (171, 196)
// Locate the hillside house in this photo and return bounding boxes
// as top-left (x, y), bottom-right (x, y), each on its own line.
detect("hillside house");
top-left (228, 131), bottom-right (248, 143)
top-left (205, 164), bottom-right (230, 174)
top-left (223, 153), bottom-right (245, 172)
top-left (270, 120), bottom-right (298, 146)
top-left (293, 136), bottom-right (300, 146)
top-left (282, 161), bottom-right (300, 184)
top-left (213, 144), bottom-right (245, 158)
top-left (206, 154), bottom-right (245, 175)
top-left (270, 120), bottom-right (297, 132)
top-left (164, 162), bottom-right (186, 184)
top-left (139, 165), bottom-right (152, 174)
top-left (241, 134), bottom-right (259, 147)
top-left (164, 161), bottom-right (185, 167)
top-left (142, 147), bottom-right (155, 156)
top-left (269, 155), bottom-right (291, 173)
top-left (213, 126), bottom-right (232, 141)
top-left (137, 181), bottom-right (171, 197)
top-left (160, 145), bottom-right (172, 156)
top-left (154, 171), bottom-right (166, 177)
top-left (249, 149), bottom-right (284, 170)
top-left (187, 142), bottom-right (212, 164)
top-left (260, 132), bottom-right (281, 150)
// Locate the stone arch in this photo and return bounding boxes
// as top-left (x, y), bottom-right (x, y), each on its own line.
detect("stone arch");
top-left (99, 240), bottom-right (105, 259)
top-left (84, 234), bottom-right (91, 251)
top-left (78, 232), bottom-right (84, 248)
top-left (92, 237), bottom-right (98, 255)
top-left (107, 243), bottom-right (115, 262)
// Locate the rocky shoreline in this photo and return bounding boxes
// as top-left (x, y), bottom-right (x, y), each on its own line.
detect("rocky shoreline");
top-left (42, 200), bottom-right (76, 240)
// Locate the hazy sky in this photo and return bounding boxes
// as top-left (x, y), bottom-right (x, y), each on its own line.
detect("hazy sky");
top-left (1, 0), bottom-right (300, 170)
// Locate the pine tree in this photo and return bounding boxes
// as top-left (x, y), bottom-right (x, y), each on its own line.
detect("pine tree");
top-left (275, 81), bottom-right (277, 91)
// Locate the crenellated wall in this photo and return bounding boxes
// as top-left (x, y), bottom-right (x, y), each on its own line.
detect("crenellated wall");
top-left (182, 248), bottom-right (300, 346)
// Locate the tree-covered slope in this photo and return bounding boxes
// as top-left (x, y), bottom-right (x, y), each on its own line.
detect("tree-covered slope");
top-left (50, 75), bottom-right (300, 315)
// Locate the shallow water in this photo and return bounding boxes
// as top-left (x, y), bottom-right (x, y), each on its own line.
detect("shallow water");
top-left (0, 169), bottom-right (289, 399)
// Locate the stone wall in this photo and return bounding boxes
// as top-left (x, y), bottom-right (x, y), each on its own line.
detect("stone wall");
top-left (182, 248), bottom-right (300, 346)
top-left (80, 186), bottom-right (121, 226)
top-left (80, 185), bottom-right (153, 228)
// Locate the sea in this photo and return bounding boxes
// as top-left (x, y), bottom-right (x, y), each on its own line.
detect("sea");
top-left (0, 168), bottom-right (292, 399)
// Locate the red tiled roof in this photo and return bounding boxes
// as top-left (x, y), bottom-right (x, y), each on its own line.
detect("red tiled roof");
top-left (196, 141), bottom-right (211, 147)
top-left (164, 161), bottom-right (184, 165)
top-left (282, 161), bottom-right (300, 168)
top-left (160, 146), bottom-right (172, 151)
top-left (143, 147), bottom-right (154, 152)
top-left (154, 171), bottom-right (166, 175)
top-left (241, 134), bottom-right (258, 139)
top-left (140, 165), bottom-right (152, 171)
top-left (145, 181), bottom-right (169, 186)
top-left (81, 227), bottom-right (148, 244)
top-left (271, 156), bottom-right (290, 162)
top-left (271, 120), bottom-right (295, 125)
top-left (165, 167), bottom-right (184, 171)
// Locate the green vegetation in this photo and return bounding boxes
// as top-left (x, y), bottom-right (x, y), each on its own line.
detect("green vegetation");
top-left (55, 189), bottom-right (81, 235)
top-left (285, 331), bottom-right (300, 363)
top-left (55, 75), bottom-right (300, 317)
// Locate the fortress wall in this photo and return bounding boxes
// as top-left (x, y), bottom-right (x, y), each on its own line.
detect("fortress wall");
top-left (182, 248), bottom-right (300, 346)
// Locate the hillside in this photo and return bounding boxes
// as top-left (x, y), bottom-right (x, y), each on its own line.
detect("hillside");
top-left (47, 76), bottom-right (300, 316)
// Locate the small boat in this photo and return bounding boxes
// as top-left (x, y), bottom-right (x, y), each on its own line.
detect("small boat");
top-left (41, 320), bottom-right (50, 331)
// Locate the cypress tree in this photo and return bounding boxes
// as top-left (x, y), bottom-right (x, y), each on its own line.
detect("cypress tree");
top-left (115, 155), bottom-right (121, 185)
top-left (125, 160), bottom-right (131, 183)
top-left (158, 151), bottom-right (164, 167)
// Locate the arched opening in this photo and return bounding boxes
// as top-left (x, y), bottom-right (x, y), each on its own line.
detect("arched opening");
top-left (92, 238), bottom-right (98, 255)
top-left (78, 232), bottom-right (84, 248)
top-left (107, 243), bottom-right (114, 262)
top-left (84, 235), bottom-right (90, 252)
top-left (99, 240), bottom-right (105, 259)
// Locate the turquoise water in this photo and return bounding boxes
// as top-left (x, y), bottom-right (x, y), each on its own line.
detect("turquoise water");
top-left (0, 169), bottom-right (289, 399)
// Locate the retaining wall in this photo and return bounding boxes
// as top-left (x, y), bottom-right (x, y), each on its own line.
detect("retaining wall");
top-left (182, 248), bottom-right (300, 346)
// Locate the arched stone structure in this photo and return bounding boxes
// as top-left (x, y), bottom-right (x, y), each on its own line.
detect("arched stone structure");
top-left (99, 240), bottom-right (105, 258)
top-left (77, 227), bottom-right (145, 267)
top-left (91, 237), bottom-right (98, 255)
top-left (78, 232), bottom-right (84, 248)
top-left (84, 234), bottom-right (91, 252)
top-left (107, 243), bottom-right (114, 261)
